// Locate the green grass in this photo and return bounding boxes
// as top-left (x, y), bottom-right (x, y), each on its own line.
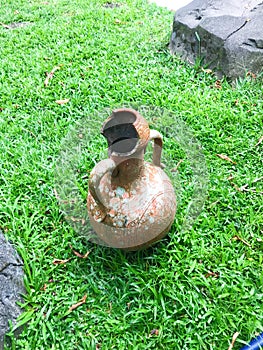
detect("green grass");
top-left (0, 0), bottom-right (263, 349)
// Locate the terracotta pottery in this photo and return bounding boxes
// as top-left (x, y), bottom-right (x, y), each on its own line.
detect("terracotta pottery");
top-left (87, 108), bottom-right (176, 250)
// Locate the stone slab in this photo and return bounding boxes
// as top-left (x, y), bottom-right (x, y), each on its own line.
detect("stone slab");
top-left (0, 232), bottom-right (25, 350)
top-left (170, 0), bottom-right (263, 79)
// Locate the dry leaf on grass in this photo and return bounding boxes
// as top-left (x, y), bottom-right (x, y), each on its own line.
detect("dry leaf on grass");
top-left (171, 159), bottom-right (183, 172)
top-left (52, 258), bottom-right (71, 265)
top-left (114, 18), bottom-right (127, 24)
top-left (216, 154), bottom-right (236, 164)
top-left (232, 235), bottom-right (251, 247)
top-left (228, 332), bottom-right (239, 350)
top-left (150, 329), bottom-right (159, 336)
top-left (69, 244), bottom-right (90, 258)
top-left (69, 294), bottom-right (87, 312)
top-left (215, 80), bottom-right (222, 89)
top-left (202, 68), bottom-right (213, 74)
top-left (0, 22), bottom-right (11, 29)
top-left (40, 283), bottom-right (47, 291)
top-left (246, 71), bottom-right (257, 79)
top-left (255, 136), bottom-right (263, 147)
top-left (252, 176), bottom-right (263, 184)
top-left (44, 65), bottom-right (61, 86)
top-left (228, 176), bottom-right (263, 194)
top-left (55, 98), bottom-right (69, 105)
top-left (227, 174), bottom-right (235, 181)
top-left (1, 21), bottom-right (31, 29)
top-left (205, 271), bottom-right (219, 278)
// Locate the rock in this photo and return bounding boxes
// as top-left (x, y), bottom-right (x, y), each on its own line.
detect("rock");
top-left (0, 231), bottom-right (25, 350)
top-left (170, 0), bottom-right (263, 79)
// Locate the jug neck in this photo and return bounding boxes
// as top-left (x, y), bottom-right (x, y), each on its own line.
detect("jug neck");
top-left (111, 151), bottom-right (145, 185)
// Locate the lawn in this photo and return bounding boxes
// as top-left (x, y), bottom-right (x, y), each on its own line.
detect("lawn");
top-left (0, 0), bottom-right (262, 349)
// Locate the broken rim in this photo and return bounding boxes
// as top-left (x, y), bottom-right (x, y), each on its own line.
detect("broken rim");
top-left (101, 108), bottom-right (150, 157)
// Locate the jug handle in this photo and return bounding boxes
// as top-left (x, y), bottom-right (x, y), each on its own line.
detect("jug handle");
top-left (149, 130), bottom-right (163, 167)
top-left (89, 159), bottom-right (116, 210)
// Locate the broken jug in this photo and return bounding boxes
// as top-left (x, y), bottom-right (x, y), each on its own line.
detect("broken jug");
top-left (87, 108), bottom-right (176, 250)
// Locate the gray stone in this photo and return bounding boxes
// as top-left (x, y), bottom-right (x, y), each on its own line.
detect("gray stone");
top-left (0, 231), bottom-right (25, 350)
top-left (170, 0), bottom-right (263, 79)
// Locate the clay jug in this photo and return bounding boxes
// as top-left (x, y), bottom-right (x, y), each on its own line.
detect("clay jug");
top-left (87, 108), bottom-right (176, 250)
